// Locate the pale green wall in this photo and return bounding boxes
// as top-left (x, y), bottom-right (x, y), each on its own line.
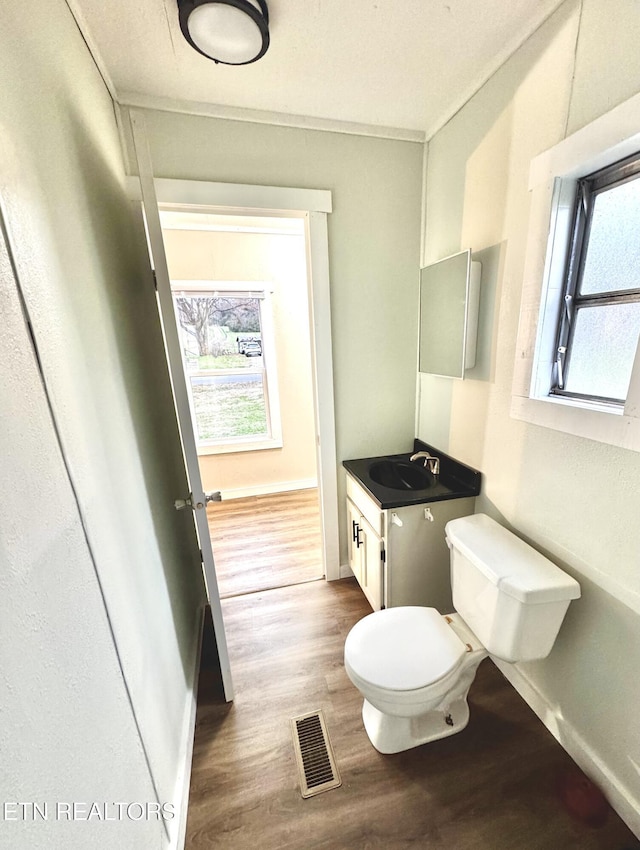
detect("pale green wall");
top-left (0, 1), bottom-right (205, 844)
top-left (419, 0), bottom-right (640, 829)
top-left (123, 109), bottom-right (424, 561)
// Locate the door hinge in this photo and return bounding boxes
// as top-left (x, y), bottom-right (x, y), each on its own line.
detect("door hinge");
top-left (152, 269), bottom-right (158, 290)
top-left (381, 548), bottom-right (386, 564)
top-left (199, 549), bottom-right (203, 563)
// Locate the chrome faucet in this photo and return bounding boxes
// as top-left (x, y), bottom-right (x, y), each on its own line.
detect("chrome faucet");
top-left (410, 451), bottom-right (440, 476)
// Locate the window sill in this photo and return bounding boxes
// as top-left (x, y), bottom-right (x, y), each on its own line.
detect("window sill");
top-left (542, 393), bottom-right (623, 416)
top-left (511, 392), bottom-right (640, 452)
top-left (197, 437), bottom-right (283, 456)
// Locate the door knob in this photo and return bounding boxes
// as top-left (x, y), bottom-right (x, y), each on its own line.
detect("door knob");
top-left (175, 491), bottom-right (221, 511)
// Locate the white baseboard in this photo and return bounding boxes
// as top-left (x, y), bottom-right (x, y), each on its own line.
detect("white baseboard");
top-left (493, 658), bottom-right (640, 839)
top-left (220, 478), bottom-right (317, 500)
top-left (166, 604), bottom-right (205, 850)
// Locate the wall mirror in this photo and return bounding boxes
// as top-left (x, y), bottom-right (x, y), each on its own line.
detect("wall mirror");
top-left (419, 249), bottom-right (481, 379)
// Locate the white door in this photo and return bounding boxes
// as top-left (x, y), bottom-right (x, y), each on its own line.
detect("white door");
top-left (129, 110), bottom-right (233, 701)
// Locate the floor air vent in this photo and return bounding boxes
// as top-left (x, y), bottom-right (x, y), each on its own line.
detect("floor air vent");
top-left (291, 710), bottom-right (342, 798)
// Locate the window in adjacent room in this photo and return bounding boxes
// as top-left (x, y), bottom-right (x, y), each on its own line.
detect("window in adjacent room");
top-left (551, 152), bottom-right (640, 406)
top-left (171, 283), bottom-right (282, 454)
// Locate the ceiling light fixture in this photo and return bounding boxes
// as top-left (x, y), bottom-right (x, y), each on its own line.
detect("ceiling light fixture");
top-left (178, 0), bottom-right (270, 65)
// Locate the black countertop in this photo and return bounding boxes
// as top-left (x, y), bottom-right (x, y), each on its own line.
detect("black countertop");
top-left (343, 438), bottom-right (481, 510)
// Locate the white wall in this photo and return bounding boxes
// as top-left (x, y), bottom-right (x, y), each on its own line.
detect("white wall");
top-left (0, 1), bottom-right (205, 846)
top-left (123, 109), bottom-right (424, 562)
top-left (419, 0), bottom-right (640, 833)
top-left (163, 227), bottom-right (317, 496)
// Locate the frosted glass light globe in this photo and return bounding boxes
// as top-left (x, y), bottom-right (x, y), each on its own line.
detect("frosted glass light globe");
top-left (187, 1), bottom-right (268, 65)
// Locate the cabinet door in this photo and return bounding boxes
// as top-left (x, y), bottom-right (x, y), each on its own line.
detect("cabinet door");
top-left (358, 515), bottom-right (384, 612)
top-left (346, 497), bottom-right (364, 585)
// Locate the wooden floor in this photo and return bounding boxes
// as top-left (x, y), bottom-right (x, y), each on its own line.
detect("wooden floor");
top-left (207, 489), bottom-right (323, 598)
top-left (186, 579), bottom-right (638, 850)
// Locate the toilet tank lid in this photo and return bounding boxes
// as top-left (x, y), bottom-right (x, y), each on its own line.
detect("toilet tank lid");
top-left (445, 514), bottom-right (581, 604)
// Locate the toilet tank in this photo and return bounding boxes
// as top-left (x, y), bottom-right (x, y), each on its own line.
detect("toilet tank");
top-left (445, 514), bottom-right (580, 663)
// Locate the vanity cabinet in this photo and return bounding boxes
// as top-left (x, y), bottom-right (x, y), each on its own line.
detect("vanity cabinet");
top-left (346, 472), bottom-right (475, 613)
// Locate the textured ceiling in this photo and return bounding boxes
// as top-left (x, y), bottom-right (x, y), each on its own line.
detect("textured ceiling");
top-left (71, 0), bottom-right (566, 138)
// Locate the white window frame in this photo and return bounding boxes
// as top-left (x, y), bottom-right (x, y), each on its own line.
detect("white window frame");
top-left (512, 90), bottom-right (640, 451)
top-left (171, 279), bottom-right (283, 455)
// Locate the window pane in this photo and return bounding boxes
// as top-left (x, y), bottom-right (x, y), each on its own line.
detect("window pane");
top-left (190, 374), bottom-right (268, 441)
top-left (580, 178), bottom-right (640, 295)
top-left (171, 292), bottom-right (272, 443)
top-left (564, 303), bottom-right (640, 400)
top-left (173, 294), bottom-right (263, 372)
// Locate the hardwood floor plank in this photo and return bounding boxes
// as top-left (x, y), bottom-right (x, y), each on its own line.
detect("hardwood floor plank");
top-left (208, 489), bottom-right (324, 598)
top-left (186, 579), bottom-right (638, 849)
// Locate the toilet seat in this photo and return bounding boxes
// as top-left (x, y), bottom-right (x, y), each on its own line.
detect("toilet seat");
top-left (344, 607), bottom-right (467, 692)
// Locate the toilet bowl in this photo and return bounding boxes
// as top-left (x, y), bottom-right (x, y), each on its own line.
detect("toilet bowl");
top-left (344, 513), bottom-right (581, 754)
top-left (345, 607), bottom-right (486, 753)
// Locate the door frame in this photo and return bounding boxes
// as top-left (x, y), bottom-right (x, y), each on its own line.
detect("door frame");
top-left (125, 173), bottom-right (340, 582)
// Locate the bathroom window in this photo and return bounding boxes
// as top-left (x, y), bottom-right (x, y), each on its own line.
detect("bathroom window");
top-left (551, 153), bottom-right (640, 405)
top-left (171, 282), bottom-right (282, 454)
top-left (512, 90), bottom-right (640, 452)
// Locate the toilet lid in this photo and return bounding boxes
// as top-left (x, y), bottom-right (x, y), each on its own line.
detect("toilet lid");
top-left (345, 607), bottom-right (466, 691)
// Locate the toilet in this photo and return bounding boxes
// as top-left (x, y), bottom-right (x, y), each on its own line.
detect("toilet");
top-left (344, 513), bottom-right (581, 754)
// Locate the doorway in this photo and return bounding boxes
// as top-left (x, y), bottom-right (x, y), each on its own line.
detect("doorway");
top-left (160, 208), bottom-right (324, 597)
top-left (128, 119), bottom-right (339, 699)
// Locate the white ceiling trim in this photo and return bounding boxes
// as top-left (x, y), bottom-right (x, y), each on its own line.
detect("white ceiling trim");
top-left (119, 91), bottom-right (426, 143)
top-left (64, 0), bottom-right (118, 101)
